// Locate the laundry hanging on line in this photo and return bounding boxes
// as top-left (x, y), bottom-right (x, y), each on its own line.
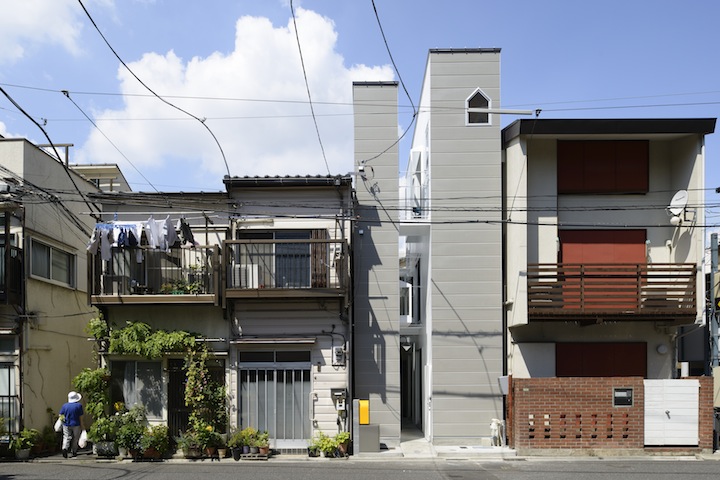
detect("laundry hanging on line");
top-left (86, 216), bottom-right (198, 262)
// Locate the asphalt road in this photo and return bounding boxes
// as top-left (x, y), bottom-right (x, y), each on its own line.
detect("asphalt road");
top-left (2, 458), bottom-right (720, 480)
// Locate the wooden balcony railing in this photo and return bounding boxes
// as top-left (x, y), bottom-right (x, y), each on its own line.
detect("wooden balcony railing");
top-left (527, 263), bottom-right (696, 319)
top-left (89, 246), bottom-right (219, 304)
top-left (224, 238), bottom-right (348, 299)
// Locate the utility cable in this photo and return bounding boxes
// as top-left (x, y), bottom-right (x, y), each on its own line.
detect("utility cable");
top-left (371, 0), bottom-right (416, 116)
top-left (290, 0), bottom-right (331, 175)
top-left (0, 86), bottom-right (100, 232)
top-left (76, 0), bottom-right (230, 178)
top-left (62, 90), bottom-right (161, 194)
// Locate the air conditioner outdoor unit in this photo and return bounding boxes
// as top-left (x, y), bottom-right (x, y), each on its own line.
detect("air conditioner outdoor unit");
top-left (232, 264), bottom-right (259, 288)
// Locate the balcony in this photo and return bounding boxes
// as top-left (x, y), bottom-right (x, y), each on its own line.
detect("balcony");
top-left (526, 263), bottom-right (696, 321)
top-left (89, 246), bottom-right (219, 305)
top-left (0, 245), bottom-right (22, 305)
top-left (224, 238), bottom-right (348, 300)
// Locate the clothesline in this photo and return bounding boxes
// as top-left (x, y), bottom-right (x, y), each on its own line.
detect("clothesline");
top-left (87, 216), bottom-right (199, 262)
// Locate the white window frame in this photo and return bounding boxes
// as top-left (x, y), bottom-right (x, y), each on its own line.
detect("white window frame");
top-left (465, 88), bottom-right (492, 126)
top-left (29, 238), bottom-right (76, 288)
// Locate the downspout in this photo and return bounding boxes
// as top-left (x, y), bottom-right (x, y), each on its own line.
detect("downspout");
top-left (500, 140), bottom-right (508, 423)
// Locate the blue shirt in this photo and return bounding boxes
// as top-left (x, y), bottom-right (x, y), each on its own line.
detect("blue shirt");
top-left (59, 402), bottom-right (83, 427)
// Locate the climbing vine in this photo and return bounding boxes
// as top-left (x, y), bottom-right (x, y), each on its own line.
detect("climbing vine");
top-left (108, 321), bottom-right (196, 359)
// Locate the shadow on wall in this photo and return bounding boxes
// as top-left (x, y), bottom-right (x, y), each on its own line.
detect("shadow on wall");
top-left (354, 203), bottom-right (389, 403)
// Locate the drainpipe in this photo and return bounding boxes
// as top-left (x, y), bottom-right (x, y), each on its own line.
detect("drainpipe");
top-left (500, 145), bottom-right (508, 423)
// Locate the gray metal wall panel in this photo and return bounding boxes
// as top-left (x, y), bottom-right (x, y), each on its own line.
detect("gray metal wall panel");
top-left (427, 50), bottom-right (504, 441)
top-left (352, 83), bottom-right (401, 444)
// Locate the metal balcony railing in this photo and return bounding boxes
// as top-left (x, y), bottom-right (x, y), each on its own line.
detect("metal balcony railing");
top-left (89, 246), bottom-right (218, 298)
top-left (0, 393), bottom-right (20, 435)
top-left (527, 263), bottom-right (696, 318)
top-left (224, 239), bottom-right (348, 293)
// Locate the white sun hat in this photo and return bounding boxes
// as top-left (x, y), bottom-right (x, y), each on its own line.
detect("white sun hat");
top-left (67, 391), bottom-right (82, 403)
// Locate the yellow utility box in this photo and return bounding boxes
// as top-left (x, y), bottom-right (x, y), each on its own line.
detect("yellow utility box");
top-left (358, 399), bottom-right (370, 425)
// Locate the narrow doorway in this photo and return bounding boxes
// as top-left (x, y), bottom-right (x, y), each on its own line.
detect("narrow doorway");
top-left (400, 340), bottom-right (422, 436)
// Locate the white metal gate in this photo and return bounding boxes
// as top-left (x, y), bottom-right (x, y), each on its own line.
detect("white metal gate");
top-left (238, 366), bottom-right (312, 449)
top-left (644, 379), bottom-right (699, 446)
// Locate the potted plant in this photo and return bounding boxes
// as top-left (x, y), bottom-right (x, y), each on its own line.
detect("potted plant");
top-left (307, 435), bottom-right (321, 457)
top-left (239, 426), bottom-right (258, 454)
top-left (228, 430), bottom-right (243, 462)
top-left (315, 431), bottom-right (337, 458)
top-left (256, 430), bottom-right (270, 456)
top-left (116, 407), bottom-right (146, 459)
top-left (197, 423), bottom-right (222, 457)
top-left (177, 430), bottom-right (202, 459)
top-left (140, 425), bottom-right (169, 459)
top-left (12, 428), bottom-right (39, 460)
top-left (88, 416), bottom-right (119, 457)
top-left (335, 431), bottom-right (351, 456)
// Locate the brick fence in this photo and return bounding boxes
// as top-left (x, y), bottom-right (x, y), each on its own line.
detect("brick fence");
top-left (507, 376), bottom-right (713, 453)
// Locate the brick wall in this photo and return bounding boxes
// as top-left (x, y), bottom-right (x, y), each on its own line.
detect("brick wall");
top-left (508, 376), bottom-right (713, 452)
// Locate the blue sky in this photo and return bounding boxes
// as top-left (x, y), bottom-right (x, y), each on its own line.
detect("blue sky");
top-left (1, 0), bottom-right (719, 210)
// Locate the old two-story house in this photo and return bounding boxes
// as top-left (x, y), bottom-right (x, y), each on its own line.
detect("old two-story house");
top-left (503, 118), bottom-right (717, 453)
top-left (86, 175), bottom-right (353, 452)
top-left (0, 137), bottom-right (98, 436)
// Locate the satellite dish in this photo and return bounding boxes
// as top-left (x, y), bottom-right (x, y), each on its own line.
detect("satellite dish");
top-left (668, 190), bottom-right (688, 216)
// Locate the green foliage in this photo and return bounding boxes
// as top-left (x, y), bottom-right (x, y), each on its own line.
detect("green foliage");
top-left (185, 345), bottom-right (228, 431)
top-left (159, 279), bottom-right (204, 294)
top-left (227, 429), bottom-right (243, 448)
top-left (240, 426), bottom-right (258, 447)
top-left (313, 431), bottom-right (337, 455)
top-left (12, 428), bottom-right (40, 451)
top-left (115, 405), bottom-right (147, 450)
top-left (85, 314), bottom-right (109, 341)
top-left (140, 424), bottom-right (170, 455)
top-left (176, 430), bottom-right (202, 451)
top-left (254, 430), bottom-right (269, 448)
top-left (72, 367), bottom-right (110, 419)
top-left (195, 422), bottom-right (223, 449)
top-left (88, 416), bottom-right (119, 442)
top-left (335, 431), bottom-right (350, 445)
top-left (109, 321), bottom-right (195, 359)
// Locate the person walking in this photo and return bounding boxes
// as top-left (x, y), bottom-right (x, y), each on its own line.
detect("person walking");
top-left (59, 391), bottom-right (84, 458)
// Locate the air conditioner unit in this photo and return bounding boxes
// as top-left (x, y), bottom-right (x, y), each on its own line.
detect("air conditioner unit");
top-left (232, 264), bottom-right (259, 288)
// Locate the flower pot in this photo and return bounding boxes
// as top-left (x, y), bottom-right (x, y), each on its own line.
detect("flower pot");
top-left (118, 446), bottom-right (128, 458)
top-left (242, 445), bottom-right (250, 454)
top-left (15, 448), bottom-right (31, 460)
top-left (249, 446), bottom-right (259, 454)
top-left (218, 448), bottom-right (227, 458)
top-left (231, 447), bottom-right (242, 461)
top-left (184, 447), bottom-right (202, 459)
top-left (258, 445), bottom-right (270, 455)
top-left (95, 441), bottom-right (118, 457)
top-left (308, 447), bottom-right (320, 457)
top-left (204, 446), bottom-right (216, 457)
top-left (142, 447), bottom-right (161, 459)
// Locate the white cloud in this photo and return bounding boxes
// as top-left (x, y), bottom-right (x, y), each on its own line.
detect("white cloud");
top-left (75, 7), bottom-right (394, 190)
top-left (0, 0), bottom-right (93, 65)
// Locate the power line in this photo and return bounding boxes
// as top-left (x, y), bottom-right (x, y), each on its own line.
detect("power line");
top-left (0, 86), bottom-right (100, 234)
top-left (61, 89), bottom-right (161, 194)
top-left (370, 0), bottom-right (416, 117)
top-left (290, 0), bottom-right (331, 175)
top-left (76, 0), bottom-right (231, 178)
